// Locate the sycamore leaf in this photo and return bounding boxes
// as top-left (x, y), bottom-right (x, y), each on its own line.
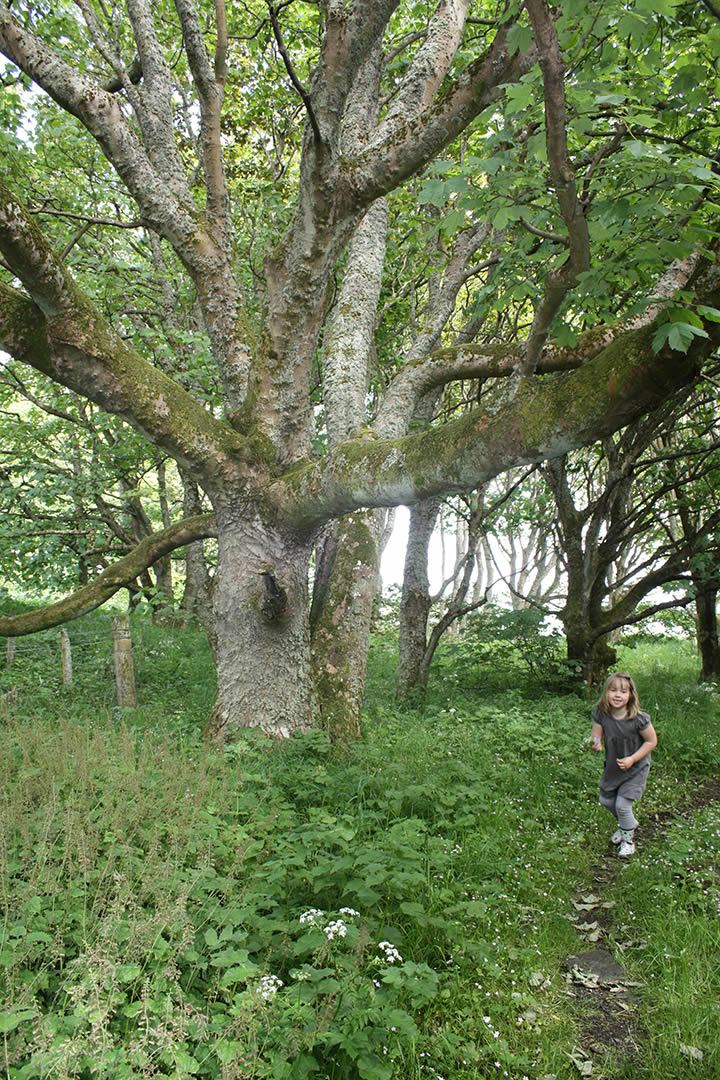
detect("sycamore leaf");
top-left (506, 23), bottom-right (534, 55)
top-left (652, 321), bottom-right (709, 354)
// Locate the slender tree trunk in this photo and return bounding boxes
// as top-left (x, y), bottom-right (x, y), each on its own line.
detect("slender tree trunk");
top-left (396, 497), bottom-right (441, 698)
top-left (310, 510), bottom-right (385, 742)
top-left (695, 578), bottom-right (720, 682)
top-left (152, 460), bottom-right (175, 621)
top-left (206, 507), bottom-right (317, 740)
top-left (179, 473), bottom-right (216, 650)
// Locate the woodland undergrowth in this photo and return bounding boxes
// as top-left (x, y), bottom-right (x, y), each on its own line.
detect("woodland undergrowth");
top-left (0, 614), bottom-right (718, 1080)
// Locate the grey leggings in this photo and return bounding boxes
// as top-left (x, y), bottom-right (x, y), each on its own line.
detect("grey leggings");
top-left (599, 789), bottom-right (638, 832)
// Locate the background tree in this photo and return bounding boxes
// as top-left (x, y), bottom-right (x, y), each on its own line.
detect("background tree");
top-left (541, 385), bottom-right (720, 683)
top-left (1, 0), bottom-right (719, 739)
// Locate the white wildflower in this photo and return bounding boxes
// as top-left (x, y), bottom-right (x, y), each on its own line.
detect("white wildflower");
top-left (324, 919), bottom-right (348, 940)
top-left (257, 974), bottom-right (283, 1000)
top-left (378, 941), bottom-right (403, 964)
top-left (299, 908), bottom-right (324, 924)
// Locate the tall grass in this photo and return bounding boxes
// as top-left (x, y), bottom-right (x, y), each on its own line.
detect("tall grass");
top-left (1, 617), bottom-right (718, 1079)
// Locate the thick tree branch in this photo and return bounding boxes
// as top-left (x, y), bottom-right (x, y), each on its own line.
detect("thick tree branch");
top-left (351, 21), bottom-right (536, 204)
top-left (0, 192), bottom-right (250, 484)
top-left (175, 0), bottom-right (232, 237)
top-left (381, 0), bottom-right (472, 127)
top-left (0, 3), bottom-right (196, 237)
top-left (0, 0), bottom-right (251, 416)
top-left (0, 514), bottom-right (216, 637)
top-left (273, 289), bottom-right (719, 528)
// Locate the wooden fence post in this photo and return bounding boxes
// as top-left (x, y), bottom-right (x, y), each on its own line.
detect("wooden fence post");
top-left (112, 615), bottom-right (137, 707)
top-left (60, 628), bottom-right (72, 685)
top-left (5, 638), bottom-right (15, 668)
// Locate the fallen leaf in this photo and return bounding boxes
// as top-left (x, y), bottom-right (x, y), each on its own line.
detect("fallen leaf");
top-left (568, 1046), bottom-right (593, 1076)
top-left (569, 966), bottom-right (600, 988)
top-left (680, 1044), bottom-right (704, 1062)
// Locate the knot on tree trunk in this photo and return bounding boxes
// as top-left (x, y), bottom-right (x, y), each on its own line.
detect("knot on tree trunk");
top-left (259, 570), bottom-right (288, 620)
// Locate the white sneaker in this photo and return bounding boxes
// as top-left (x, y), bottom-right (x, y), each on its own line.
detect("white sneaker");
top-left (611, 829), bottom-right (623, 845)
top-left (618, 838), bottom-right (635, 857)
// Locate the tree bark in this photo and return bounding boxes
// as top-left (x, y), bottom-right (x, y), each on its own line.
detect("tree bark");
top-left (205, 504), bottom-right (317, 740)
top-left (397, 497), bottom-right (441, 698)
top-left (310, 510), bottom-right (385, 742)
top-left (695, 578), bottom-right (720, 682)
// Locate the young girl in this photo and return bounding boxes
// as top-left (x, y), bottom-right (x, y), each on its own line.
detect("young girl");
top-left (590, 672), bottom-right (657, 857)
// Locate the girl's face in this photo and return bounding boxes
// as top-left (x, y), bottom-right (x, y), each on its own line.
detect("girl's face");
top-left (607, 679), bottom-right (631, 712)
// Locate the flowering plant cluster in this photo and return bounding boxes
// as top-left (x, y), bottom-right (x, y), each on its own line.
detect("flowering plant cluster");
top-left (233, 906), bottom-right (439, 1078)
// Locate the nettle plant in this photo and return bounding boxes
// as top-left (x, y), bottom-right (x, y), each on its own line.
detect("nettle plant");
top-left (238, 907), bottom-right (438, 1080)
top-left (3, 904), bottom-right (437, 1080)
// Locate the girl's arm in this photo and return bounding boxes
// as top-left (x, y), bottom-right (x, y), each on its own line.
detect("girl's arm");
top-left (617, 722), bottom-right (657, 770)
top-left (590, 720), bottom-right (603, 751)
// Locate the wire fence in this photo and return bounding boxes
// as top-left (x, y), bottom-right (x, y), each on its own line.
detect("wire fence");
top-left (3, 615), bottom-right (137, 706)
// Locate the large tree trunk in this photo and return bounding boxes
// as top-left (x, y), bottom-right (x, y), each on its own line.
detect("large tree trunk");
top-left (695, 578), bottom-right (720, 682)
top-left (206, 507), bottom-right (317, 740)
top-left (565, 621), bottom-right (617, 687)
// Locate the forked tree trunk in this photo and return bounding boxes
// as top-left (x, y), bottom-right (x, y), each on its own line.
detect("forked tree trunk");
top-left (206, 507), bottom-right (317, 740)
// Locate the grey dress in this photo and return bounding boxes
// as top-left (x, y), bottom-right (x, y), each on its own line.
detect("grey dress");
top-left (593, 708), bottom-right (652, 800)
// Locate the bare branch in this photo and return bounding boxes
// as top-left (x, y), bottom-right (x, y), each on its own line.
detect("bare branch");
top-left (523, 0), bottom-right (590, 374)
top-left (32, 206), bottom-right (143, 231)
top-left (267, 2), bottom-right (322, 142)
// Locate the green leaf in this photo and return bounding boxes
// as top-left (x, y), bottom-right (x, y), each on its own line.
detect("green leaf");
top-left (652, 321), bottom-right (709, 354)
top-left (506, 23), bottom-right (534, 56)
top-left (418, 179), bottom-right (449, 207)
top-left (0, 1008), bottom-right (36, 1034)
top-left (624, 140), bottom-right (654, 158)
top-left (356, 1053), bottom-right (394, 1080)
top-left (505, 80), bottom-right (537, 115)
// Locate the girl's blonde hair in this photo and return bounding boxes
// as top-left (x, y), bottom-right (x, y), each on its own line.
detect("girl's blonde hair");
top-left (596, 672), bottom-right (640, 718)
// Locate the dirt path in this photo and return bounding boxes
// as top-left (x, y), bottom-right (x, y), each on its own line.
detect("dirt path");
top-left (564, 777), bottom-right (720, 1074)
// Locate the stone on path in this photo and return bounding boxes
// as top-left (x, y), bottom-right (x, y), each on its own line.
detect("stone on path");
top-left (565, 948), bottom-right (628, 986)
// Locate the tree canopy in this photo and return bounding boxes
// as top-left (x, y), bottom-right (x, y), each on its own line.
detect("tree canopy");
top-left (1, 0), bottom-right (719, 737)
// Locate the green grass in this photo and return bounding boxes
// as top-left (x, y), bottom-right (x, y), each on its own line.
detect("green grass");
top-left (1, 617), bottom-right (718, 1079)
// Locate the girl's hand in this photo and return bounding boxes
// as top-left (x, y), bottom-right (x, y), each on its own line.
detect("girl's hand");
top-left (616, 756), bottom-right (634, 770)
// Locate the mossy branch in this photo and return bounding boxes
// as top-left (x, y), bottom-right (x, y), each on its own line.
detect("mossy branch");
top-left (0, 514), bottom-right (217, 637)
